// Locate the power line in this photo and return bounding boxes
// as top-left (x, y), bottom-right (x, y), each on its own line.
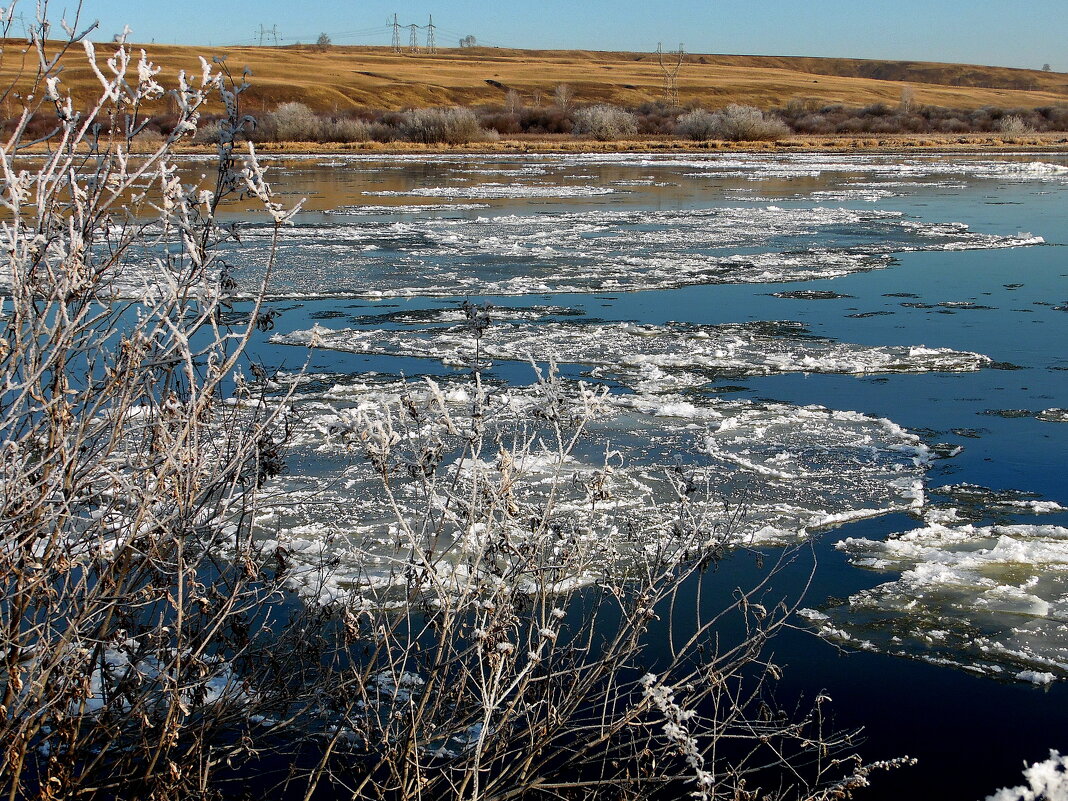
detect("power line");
top-left (408, 23), bottom-right (419, 52)
top-left (435, 24), bottom-right (509, 50)
top-left (391, 14), bottom-right (401, 53)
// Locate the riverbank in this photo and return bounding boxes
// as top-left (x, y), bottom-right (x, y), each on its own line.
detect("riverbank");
top-left (175, 131), bottom-right (1068, 156)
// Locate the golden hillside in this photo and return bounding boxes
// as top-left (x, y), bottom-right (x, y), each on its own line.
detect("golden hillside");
top-left (3, 40), bottom-right (1066, 114)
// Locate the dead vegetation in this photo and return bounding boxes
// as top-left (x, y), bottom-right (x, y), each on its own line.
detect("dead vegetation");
top-left (0, 38), bottom-right (1064, 115)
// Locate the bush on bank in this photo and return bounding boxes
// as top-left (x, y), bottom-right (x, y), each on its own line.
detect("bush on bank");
top-left (16, 97), bottom-right (1068, 147)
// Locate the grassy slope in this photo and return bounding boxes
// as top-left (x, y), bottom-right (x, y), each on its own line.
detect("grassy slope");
top-left (2, 40), bottom-right (1066, 114)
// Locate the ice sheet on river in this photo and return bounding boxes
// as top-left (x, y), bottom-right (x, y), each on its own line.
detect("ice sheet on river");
top-left (214, 205), bottom-right (1041, 299)
top-left (254, 375), bottom-right (929, 604)
top-left (273, 318), bottom-right (993, 389)
top-left (365, 183), bottom-right (620, 199)
top-left (803, 522), bottom-right (1068, 683)
top-left (246, 152), bottom-right (1068, 184)
top-left (542, 153), bottom-right (1068, 183)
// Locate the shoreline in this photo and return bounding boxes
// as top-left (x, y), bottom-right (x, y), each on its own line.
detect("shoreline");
top-left (14, 133), bottom-right (1068, 157)
top-left (214, 132), bottom-right (1068, 157)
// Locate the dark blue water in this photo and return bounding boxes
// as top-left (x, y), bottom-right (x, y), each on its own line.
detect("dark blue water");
top-left (242, 152), bottom-right (1068, 799)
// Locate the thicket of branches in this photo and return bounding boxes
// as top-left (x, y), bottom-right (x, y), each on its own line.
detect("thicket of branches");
top-left (0, 4), bottom-right (910, 800)
top-left (181, 99), bottom-right (1068, 145)
top-left (0, 3), bottom-right (331, 795)
top-left (11, 97), bottom-right (1067, 148)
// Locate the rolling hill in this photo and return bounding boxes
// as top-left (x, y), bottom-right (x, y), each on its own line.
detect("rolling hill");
top-left (2, 40), bottom-right (1065, 115)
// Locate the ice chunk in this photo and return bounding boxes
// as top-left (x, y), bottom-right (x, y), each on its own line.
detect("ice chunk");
top-left (808, 523), bottom-right (1068, 681)
top-left (252, 375), bottom-right (930, 604)
top-left (273, 319), bottom-right (993, 389)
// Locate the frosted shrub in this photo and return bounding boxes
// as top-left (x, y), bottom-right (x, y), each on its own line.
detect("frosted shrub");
top-left (675, 108), bottom-right (719, 141)
top-left (265, 100), bottom-right (322, 141)
top-left (998, 114), bottom-right (1035, 135)
top-left (986, 751), bottom-right (1068, 801)
top-left (705, 103), bottom-right (790, 141)
top-left (368, 120), bottom-right (402, 141)
top-left (398, 106), bottom-right (489, 144)
top-left (320, 115), bottom-right (372, 142)
top-left (0, 8), bottom-right (317, 798)
top-left (794, 112), bottom-right (835, 134)
top-left (192, 117), bottom-right (224, 143)
top-left (262, 315), bottom-right (909, 800)
top-left (572, 103), bottom-right (639, 140)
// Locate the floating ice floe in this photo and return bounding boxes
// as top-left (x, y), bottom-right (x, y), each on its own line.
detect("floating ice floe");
top-left (365, 183), bottom-right (621, 199)
top-left (807, 188), bottom-right (902, 202)
top-left (44, 198), bottom-right (1042, 301)
top-left (926, 484), bottom-right (1067, 523)
top-left (272, 319), bottom-right (993, 391)
top-left (253, 374), bottom-right (930, 605)
top-left (175, 152), bottom-right (1068, 188)
top-left (191, 203), bottom-right (1043, 300)
top-left (982, 408), bottom-right (1068, 424)
top-left (342, 304), bottom-right (582, 326)
top-left (325, 203), bottom-right (490, 215)
top-left (803, 522), bottom-right (1068, 683)
top-left (502, 152), bottom-right (1068, 183)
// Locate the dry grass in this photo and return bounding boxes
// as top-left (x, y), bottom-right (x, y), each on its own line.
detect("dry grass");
top-left (176, 131), bottom-right (1067, 158)
top-left (1, 39), bottom-right (1065, 117)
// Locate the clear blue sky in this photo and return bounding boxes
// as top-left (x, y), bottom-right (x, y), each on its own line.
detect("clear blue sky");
top-left (38, 0), bottom-right (1067, 71)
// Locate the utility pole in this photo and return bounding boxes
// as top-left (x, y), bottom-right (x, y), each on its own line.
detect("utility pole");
top-left (657, 42), bottom-right (684, 107)
top-left (391, 14), bottom-right (401, 53)
top-left (408, 23), bottom-right (419, 52)
top-left (426, 15), bottom-right (436, 54)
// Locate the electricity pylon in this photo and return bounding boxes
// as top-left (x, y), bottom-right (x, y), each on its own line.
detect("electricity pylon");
top-left (426, 15), bottom-right (436, 54)
top-left (657, 42), bottom-right (684, 107)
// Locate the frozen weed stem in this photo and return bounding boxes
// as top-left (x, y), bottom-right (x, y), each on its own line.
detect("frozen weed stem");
top-left (281, 340), bottom-right (900, 799)
top-left (0, 6), bottom-right (898, 799)
top-left (0, 4), bottom-right (305, 797)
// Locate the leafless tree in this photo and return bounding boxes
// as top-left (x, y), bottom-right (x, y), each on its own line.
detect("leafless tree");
top-left (997, 114), bottom-right (1035, 136)
top-left (553, 83), bottom-right (574, 112)
top-left (678, 104), bottom-right (789, 142)
top-left (505, 89), bottom-right (522, 115)
top-left (573, 103), bottom-right (638, 140)
top-left (899, 85), bottom-right (915, 113)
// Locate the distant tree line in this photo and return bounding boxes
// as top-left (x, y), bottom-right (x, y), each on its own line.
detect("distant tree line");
top-left (9, 92), bottom-right (1066, 146)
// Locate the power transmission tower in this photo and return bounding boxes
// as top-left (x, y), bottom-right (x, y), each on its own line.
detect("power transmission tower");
top-left (391, 14), bottom-right (401, 52)
top-left (408, 23), bottom-right (419, 52)
top-left (426, 15), bottom-right (436, 54)
top-left (259, 24), bottom-right (279, 46)
top-left (657, 42), bottom-right (684, 107)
